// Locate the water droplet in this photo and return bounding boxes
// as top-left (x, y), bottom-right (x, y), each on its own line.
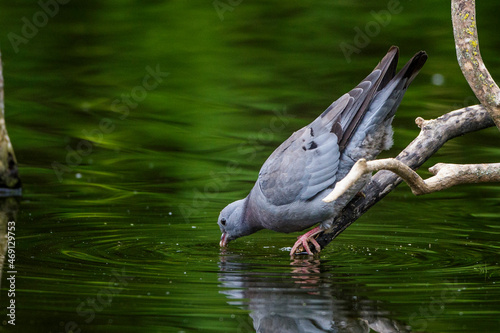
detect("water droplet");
top-left (431, 73), bottom-right (445, 86)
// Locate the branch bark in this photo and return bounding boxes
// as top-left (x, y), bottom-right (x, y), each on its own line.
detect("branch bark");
top-left (0, 52), bottom-right (22, 194)
top-left (452, 0), bottom-right (500, 129)
top-left (312, 105), bottom-right (494, 251)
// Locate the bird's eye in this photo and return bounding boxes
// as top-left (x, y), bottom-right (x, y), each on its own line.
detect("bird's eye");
top-left (220, 218), bottom-right (226, 226)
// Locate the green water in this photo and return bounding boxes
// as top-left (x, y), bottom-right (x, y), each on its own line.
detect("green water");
top-left (0, 1), bottom-right (499, 332)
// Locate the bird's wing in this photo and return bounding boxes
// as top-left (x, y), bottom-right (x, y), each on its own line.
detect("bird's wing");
top-left (257, 96), bottom-right (346, 206)
top-left (256, 47), bottom-right (400, 206)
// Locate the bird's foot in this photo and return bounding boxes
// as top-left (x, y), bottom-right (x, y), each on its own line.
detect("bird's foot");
top-left (290, 227), bottom-right (323, 256)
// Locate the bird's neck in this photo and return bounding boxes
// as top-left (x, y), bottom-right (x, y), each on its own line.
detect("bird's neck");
top-left (242, 195), bottom-right (264, 235)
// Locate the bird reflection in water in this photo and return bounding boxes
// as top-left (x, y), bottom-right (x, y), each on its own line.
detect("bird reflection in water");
top-left (218, 255), bottom-right (411, 333)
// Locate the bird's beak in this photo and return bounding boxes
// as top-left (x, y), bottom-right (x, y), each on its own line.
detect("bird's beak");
top-left (220, 232), bottom-right (228, 247)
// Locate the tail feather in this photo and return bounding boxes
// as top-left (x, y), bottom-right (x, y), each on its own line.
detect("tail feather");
top-left (317, 47), bottom-right (427, 155)
top-left (377, 45), bottom-right (400, 91)
top-left (342, 48), bottom-right (427, 159)
top-left (400, 50), bottom-right (428, 88)
top-left (376, 50), bottom-right (427, 120)
top-left (335, 46), bottom-right (401, 151)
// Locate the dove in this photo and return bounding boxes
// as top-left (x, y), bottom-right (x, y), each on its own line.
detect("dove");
top-left (218, 46), bottom-right (427, 255)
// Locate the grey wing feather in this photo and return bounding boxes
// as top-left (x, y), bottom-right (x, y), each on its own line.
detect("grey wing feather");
top-left (257, 96), bottom-right (350, 205)
top-left (300, 135), bottom-right (340, 199)
top-left (256, 46), bottom-right (401, 206)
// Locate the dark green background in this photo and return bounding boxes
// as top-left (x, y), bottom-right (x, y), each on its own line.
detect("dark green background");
top-left (0, 0), bottom-right (499, 332)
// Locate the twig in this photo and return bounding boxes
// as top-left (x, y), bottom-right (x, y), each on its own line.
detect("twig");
top-left (425, 162), bottom-right (500, 191)
top-left (452, 0), bottom-right (500, 129)
top-left (324, 159), bottom-right (500, 201)
top-left (323, 158), bottom-right (421, 202)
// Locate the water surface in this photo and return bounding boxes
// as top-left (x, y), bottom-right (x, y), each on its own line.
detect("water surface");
top-left (0, 1), bottom-right (499, 332)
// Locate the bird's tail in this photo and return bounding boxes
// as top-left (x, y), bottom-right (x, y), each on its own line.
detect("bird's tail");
top-left (331, 46), bottom-right (401, 151)
top-left (342, 48), bottom-right (427, 160)
top-left (371, 49), bottom-right (428, 121)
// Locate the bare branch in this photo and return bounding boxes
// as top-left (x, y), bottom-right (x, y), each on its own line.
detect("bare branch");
top-left (323, 158), bottom-right (422, 202)
top-left (452, 0), bottom-right (500, 129)
top-left (324, 159), bottom-right (500, 202)
top-left (426, 162), bottom-right (500, 191)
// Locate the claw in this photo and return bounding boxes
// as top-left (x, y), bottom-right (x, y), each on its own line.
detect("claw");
top-left (290, 227), bottom-right (323, 256)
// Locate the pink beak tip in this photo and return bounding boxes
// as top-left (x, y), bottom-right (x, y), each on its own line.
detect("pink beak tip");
top-left (220, 232), bottom-right (228, 247)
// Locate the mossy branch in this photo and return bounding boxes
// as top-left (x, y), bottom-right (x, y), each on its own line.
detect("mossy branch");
top-left (451, 0), bottom-right (500, 129)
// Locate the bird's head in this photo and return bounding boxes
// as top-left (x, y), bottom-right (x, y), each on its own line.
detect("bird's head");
top-left (218, 199), bottom-right (252, 248)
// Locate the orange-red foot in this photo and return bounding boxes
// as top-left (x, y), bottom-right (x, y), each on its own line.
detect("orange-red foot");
top-left (290, 226), bottom-right (323, 256)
